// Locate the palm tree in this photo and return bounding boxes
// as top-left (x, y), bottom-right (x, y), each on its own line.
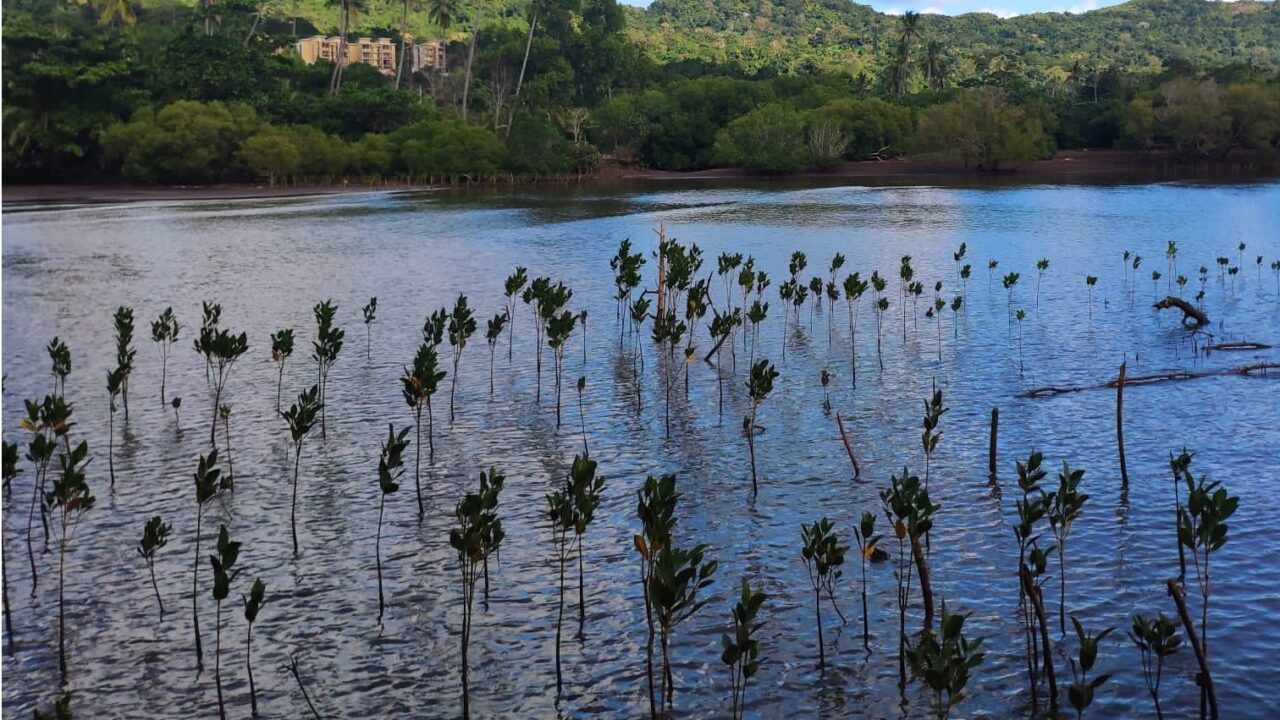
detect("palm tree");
top-left (924, 40), bottom-right (947, 90)
top-left (893, 11), bottom-right (920, 96)
top-left (460, 0), bottom-right (485, 121)
top-left (329, 0), bottom-right (366, 95)
top-left (395, 0), bottom-right (420, 89)
top-left (514, 0), bottom-right (551, 99)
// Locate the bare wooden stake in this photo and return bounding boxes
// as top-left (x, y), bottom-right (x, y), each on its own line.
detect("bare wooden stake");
top-left (988, 407), bottom-right (999, 478)
top-left (1117, 361), bottom-right (1129, 489)
top-left (835, 412), bottom-right (861, 480)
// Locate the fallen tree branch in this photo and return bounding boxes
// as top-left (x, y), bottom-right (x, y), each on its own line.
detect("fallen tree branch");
top-left (1204, 341), bottom-right (1271, 352)
top-left (1018, 363), bottom-right (1280, 398)
top-left (835, 412), bottom-right (862, 480)
top-left (1154, 296), bottom-right (1209, 326)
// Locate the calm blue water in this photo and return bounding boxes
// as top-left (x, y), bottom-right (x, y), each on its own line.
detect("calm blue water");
top-left (3, 179), bottom-right (1280, 718)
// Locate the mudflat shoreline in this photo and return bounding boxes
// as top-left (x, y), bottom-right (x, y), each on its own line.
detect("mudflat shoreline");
top-left (4, 150), bottom-right (1277, 205)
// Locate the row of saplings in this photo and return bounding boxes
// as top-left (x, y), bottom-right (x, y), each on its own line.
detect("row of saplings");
top-left (7, 237), bottom-right (1245, 718)
top-left (6, 376), bottom-right (1236, 720)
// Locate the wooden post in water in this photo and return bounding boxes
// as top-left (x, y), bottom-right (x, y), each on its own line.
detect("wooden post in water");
top-left (654, 222), bottom-right (666, 319)
top-left (988, 407), bottom-right (999, 478)
top-left (1117, 362), bottom-right (1129, 489)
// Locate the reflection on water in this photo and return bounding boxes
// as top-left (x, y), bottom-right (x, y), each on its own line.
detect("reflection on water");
top-left (3, 179), bottom-right (1280, 718)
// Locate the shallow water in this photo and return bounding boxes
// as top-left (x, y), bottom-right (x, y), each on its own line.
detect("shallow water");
top-left (3, 179), bottom-right (1280, 719)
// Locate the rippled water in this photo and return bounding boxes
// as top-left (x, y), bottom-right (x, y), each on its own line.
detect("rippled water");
top-left (3, 179), bottom-right (1280, 719)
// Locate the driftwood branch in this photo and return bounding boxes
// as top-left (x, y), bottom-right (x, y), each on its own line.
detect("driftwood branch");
top-left (1154, 296), bottom-right (1208, 326)
top-left (1018, 363), bottom-right (1280, 398)
top-left (835, 412), bottom-right (862, 480)
top-left (1204, 341), bottom-right (1271, 352)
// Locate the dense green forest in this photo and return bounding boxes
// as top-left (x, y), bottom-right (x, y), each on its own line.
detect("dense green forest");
top-left (3, 0), bottom-right (1279, 185)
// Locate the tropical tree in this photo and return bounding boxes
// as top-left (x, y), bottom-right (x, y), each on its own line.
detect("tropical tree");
top-left (282, 385), bottom-right (323, 555)
top-left (150, 307), bottom-right (180, 404)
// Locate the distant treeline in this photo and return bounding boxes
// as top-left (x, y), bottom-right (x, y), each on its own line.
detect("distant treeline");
top-left (3, 1), bottom-right (1279, 185)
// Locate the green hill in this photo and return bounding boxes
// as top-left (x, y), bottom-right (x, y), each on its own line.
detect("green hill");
top-left (625, 0), bottom-right (1280, 74)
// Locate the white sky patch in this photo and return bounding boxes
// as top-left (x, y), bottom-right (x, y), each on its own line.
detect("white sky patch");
top-left (978, 6), bottom-right (1020, 17)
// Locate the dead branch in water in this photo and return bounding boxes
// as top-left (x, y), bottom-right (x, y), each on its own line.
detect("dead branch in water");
top-left (1204, 341), bottom-right (1271, 352)
top-left (1018, 363), bottom-right (1280, 398)
top-left (1154, 296), bottom-right (1208, 326)
top-left (835, 412), bottom-right (862, 480)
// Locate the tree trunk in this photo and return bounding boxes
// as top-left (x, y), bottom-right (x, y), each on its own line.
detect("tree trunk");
top-left (461, 23), bottom-right (478, 121)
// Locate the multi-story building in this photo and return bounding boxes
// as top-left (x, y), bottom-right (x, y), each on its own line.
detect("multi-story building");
top-left (295, 36), bottom-right (397, 76)
top-left (409, 40), bottom-right (447, 74)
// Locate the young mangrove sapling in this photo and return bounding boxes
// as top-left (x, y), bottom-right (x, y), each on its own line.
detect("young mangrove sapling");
top-left (137, 515), bottom-right (171, 619)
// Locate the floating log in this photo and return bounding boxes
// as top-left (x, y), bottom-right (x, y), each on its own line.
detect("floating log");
top-left (1018, 363), bottom-right (1280, 398)
top-left (1204, 341), bottom-right (1271, 352)
top-left (1154, 296), bottom-right (1209, 326)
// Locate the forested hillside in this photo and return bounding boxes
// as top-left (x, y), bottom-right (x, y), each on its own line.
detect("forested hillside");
top-left (3, 0), bottom-right (1277, 185)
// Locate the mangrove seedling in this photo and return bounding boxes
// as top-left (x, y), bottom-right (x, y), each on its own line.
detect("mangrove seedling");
top-left (899, 256), bottom-right (914, 341)
top-left (47, 337), bottom-right (71, 397)
top-left (375, 424), bottom-right (410, 621)
top-left (651, 310), bottom-right (685, 438)
top-left (906, 600), bottom-right (985, 719)
top-left (800, 517), bottom-right (848, 672)
top-left (1166, 241), bottom-right (1178, 292)
top-left (575, 377), bottom-right (588, 455)
top-left (243, 578), bottom-right (266, 717)
top-left (745, 359), bottom-right (779, 497)
top-left (1130, 612), bottom-right (1181, 720)
top-left (778, 280), bottom-right (795, 359)
top-left (650, 540), bottom-right (717, 714)
top-left (191, 449), bottom-right (228, 672)
top-left (721, 577), bottom-right (766, 720)
top-left (809, 276), bottom-right (823, 329)
top-left (1086, 276), bottom-right (1097, 318)
top-left (547, 477), bottom-right (579, 694)
top-left (842, 272), bottom-right (868, 387)
top-left (1015, 308), bottom-right (1026, 373)
top-left (1066, 616), bottom-right (1114, 720)
top-left (871, 272), bottom-right (888, 370)
top-left (362, 297), bottom-right (377, 361)
top-left (208, 525), bottom-right (240, 720)
top-left (47, 440), bottom-right (94, 685)
top-left (1002, 272), bottom-right (1020, 320)
top-left (853, 511), bottom-right (880, 652)
top-left (546, 308), bottom-right (577, 428)
top-left (567, 454), bottom-right (605, 631)
top-left (270, 329), bottom-right (295, 412)
top-left (825, 281), bottom-right (839, 346)
top-left (451, 466), bottom-right (504, 719)
top-left (1035, 258), bottom-right (1049, 310)
top-left (207, 327), bottom-right (249, 447)
top-left (921, 388), bottom-right (948, 493)
top-left (22, 396), bottom-right (72, 590)
top-left (1176, 454), bottom-right (1237, 708)
top-left (1048, 461), bottom-right (1088, 635)
top-left (1256, 255), bottom-right (1263, 284)
top-left (2, 440), bottom-right (18, 645)
top-left (283, 385), bottom-right (322, 555)
top-left (820, 368), bottom-right (831, 413)
top-left (1152, 270), bottom-right (1162, 300)
top-left (106, 367), bottom-right (124, 487)
top-left (402, 342), bottom-right (446, 516)
top-left (746, 300), bottom-right (768, 366)
top-left (171, 397), bottom-right (182, 427)
top-left (311, 300), bottom-right (344, 439)
top-left (1013, 451), bottom-right (1050, 704)
top-left (630, 297), bottom-right (651, 380)
top-left (881, 467), bottom-right (939, 687)
top-left (709, 309), bottom-right (741, 420)
top-left (579, 309), bottom-right (589, 364)
top-left (485, 311), bottom-right (508, 396)
top-left (150, 307), bottom-right (180, 404)
top-left (1237, 240), bottom-right (1245, 270)
top-left (219, 404), bottom-right (234, 489)
top-left (950, 296), bottom-right (963, 339)
top-left (112, 306), bottom-right (137, 420)
top-left (193, 301), bottom-right (222, 383)
top-left (504, 266), bottom-right (528, 361)
top-left (137, 515), bottom-right (171, 619)
top-left (987, 259), bottom-right (999, 293)
top-left (636, 474), bottom-right (680, 719)
top-left (447, 294), bottom-right (478, 422)
top-left (615, 241), bottom-right (647, 340)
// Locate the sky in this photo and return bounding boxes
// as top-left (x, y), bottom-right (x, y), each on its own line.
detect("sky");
top-left (617, 0), bottom-right (1141, 18)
